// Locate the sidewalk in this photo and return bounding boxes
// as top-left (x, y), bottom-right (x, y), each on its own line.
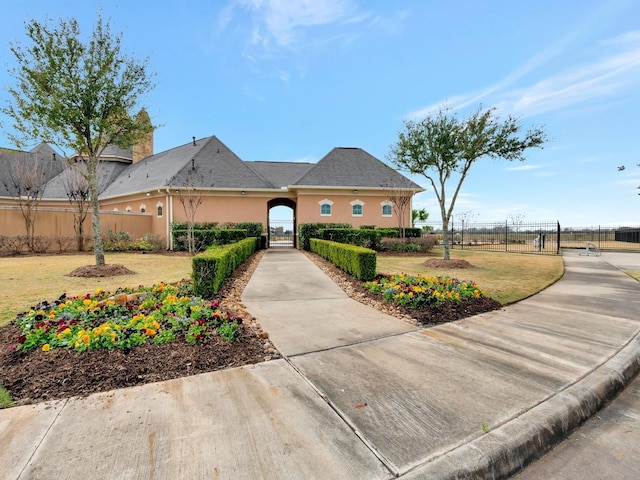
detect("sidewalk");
top-left (1, 249), bottom-right (639, 479)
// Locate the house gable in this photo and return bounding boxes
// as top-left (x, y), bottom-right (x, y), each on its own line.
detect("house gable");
top-left (292, 147), bottom-right (422, 190)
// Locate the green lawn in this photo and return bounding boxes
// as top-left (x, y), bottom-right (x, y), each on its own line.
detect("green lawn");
top-left (0, 253), bottom-right (193, 328)
top-left (377, 248), bottom-right (565, 305)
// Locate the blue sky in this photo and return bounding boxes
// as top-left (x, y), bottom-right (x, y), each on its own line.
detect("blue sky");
top-left (1, 0), bottom-right (639, 227)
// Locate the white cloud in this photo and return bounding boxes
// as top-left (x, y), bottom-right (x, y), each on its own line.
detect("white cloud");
top-left (406, 27), bottom-right (640, 120)
top-left (231, 0), bottom-right (362, 48)
top-left (504, 164), bottom-right (545, 172)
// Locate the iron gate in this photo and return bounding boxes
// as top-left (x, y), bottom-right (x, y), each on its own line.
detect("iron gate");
top-left (268, 220), bottom-right (295, 248)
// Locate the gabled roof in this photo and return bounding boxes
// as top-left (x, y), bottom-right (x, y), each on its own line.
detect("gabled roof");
top-left (2, 137), bottom-right (423, 200)
top-left (42, 161), bottom-right (129, 199)
top-left (0, 143), bottom-right (64, 197)
top-left (293, 147), bottom-right (423, 190)
top-left (100, 136), bottom-right (274, 198)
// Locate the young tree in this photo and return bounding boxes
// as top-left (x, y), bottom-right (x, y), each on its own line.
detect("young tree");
top-left (176, 187), bottom-right (204, 254)
top-left (61, 164), bottom-right (91, 251)
top-left (1, 151), bottom-right (53, 250)
top-left (383, 177), bottom-right (416, 238)
top-left (2, 14), bottom-right (155, 266)
top-left (388, 106), bottom-right (546, 260)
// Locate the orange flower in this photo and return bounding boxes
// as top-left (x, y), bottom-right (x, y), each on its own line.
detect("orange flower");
top-left (145, 328), bottom-right (156, 336)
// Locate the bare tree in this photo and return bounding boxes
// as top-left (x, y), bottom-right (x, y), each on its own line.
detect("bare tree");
top-left (61, 163), bottom-right (91, 251)
top-left (176, 187), bottom-right (204, 254)
top-left (383, 177), bottom-right (415, 238)
top-left (1, 151), bottom-right (52, 250)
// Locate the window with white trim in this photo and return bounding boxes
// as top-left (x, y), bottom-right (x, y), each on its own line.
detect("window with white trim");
top-left (381, 201), bottom-right (393, 217)
top-left (350, 199), bottom-right (364, 217)
top-left (319, 198), bottom-right (334, 216)
top-left (125, 206), bottom-right (132, 213)
top-left (140, 204), bottom-right (146, 213)
top-left (156, 202), bottom-right (164, 218)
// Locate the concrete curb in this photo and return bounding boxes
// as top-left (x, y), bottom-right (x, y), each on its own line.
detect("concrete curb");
top-left (402, 333), bottom-right (640, 479)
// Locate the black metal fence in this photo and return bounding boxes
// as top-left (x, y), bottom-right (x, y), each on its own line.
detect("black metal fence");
top-left (558, 225), bottom-right (640, 251)
top-left (414, 221), bottom-right (640, 254)
top-left (268, 220), bottom-right (295, 248)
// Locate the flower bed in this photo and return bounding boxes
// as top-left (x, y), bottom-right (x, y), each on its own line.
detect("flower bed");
top-left (10, 281), bottom-right (241, 354)
top-left (364, 273), bottom-right (486, 308)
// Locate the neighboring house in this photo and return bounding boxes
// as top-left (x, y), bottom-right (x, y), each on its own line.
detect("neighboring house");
top-left (0, 132), bottom-right (423, 249)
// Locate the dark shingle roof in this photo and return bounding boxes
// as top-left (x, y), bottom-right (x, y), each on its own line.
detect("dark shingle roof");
top-left (2, 138), bottom-right (422, 199)
top-left (100, 136), bottom-right (274, 198)
top-left (293, 147), bottom-right (422, 190)
top-left (0, 143), bottom-right (64, 197)
top-left (42, 161), bottom-right (129, 199)
top-left (245, 161), bottom-right (314, 188)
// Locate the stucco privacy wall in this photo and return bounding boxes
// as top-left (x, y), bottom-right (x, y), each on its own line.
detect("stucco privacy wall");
top-left (0, 207), bottom-right (152, 242)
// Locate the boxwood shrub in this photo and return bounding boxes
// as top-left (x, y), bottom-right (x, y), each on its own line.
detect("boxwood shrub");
top-left (310, 238), bottom-right (376, 281)
top-left (192, 237), bottom-right (259, 298)
top-left (298, 223), bottom-right (351, 251)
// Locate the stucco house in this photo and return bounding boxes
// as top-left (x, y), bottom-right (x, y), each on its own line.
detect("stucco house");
top-left (1, 131), bottom-right (423, 249)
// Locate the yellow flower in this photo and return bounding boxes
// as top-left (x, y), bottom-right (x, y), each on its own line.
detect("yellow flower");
top-left (83, 299), bottom-right (91, 306)
top-left (42, 343), bottom-right (51, 352)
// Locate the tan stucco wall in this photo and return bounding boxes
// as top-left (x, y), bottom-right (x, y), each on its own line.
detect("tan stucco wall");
top-left (1, 187), bottom-right (414, 250)
top-left (296, 192), bottom-right (410, 228)
top-left (0, 206), bottom-right (152, 243)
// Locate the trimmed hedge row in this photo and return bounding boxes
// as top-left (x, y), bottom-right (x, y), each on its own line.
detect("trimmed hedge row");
top-left (320, 228), bottom-right (380, 250)
top-left (299, 223), bottom-right (351, 251)
top-left (192, 237), bottom-right (259, 298)
top-left (310, 238), bottom-right (376, 281)
top-left (172, 222), bottom-right (263, 251)
top-left (173, 229), bottom-right (247, 252)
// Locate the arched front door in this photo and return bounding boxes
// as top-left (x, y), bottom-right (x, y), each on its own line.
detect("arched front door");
top-left (267, 198), bottom-right (296, 248)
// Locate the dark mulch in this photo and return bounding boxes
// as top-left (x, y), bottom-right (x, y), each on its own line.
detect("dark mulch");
top-left (0, 250), bottom-right (502, 406)
top-left (0, 325), bottom-right (265, 405)
top-left (66, 263), bottom-right (136, 277)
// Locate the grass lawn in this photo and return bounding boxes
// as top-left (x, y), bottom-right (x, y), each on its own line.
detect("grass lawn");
top-left (0, 253), bottom-right (193, 328)
top-left (377, 248), bottom-right (565, 305)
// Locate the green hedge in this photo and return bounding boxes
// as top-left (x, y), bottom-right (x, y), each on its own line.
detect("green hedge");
top-left (310, 238), bottom-right (376, 281)
top-left (376, 227), bottom-right (423, 238)
top-left (172, 222), bottom-right (262, 251)
top-left (298, 223), bottom-right (351, 251)
top-left (192, 237), bottom-right (259, 298)
top-left (319, 228), bottom-right (380, 250)
top-left (173, 229), bottom-right (247, 251)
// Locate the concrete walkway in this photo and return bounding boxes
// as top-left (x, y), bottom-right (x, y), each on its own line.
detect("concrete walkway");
top-left (1, 250), bottom-right (639, 479)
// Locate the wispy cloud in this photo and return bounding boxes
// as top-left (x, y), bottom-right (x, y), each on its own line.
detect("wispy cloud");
top-left (407, 20), bottom-right (640, 120)
top-left (223, 0), bottom-right (367, 50)
top-left (507, 32), bottom-right (640, 116)
top-left (504, 164), bottom-right (545, 172)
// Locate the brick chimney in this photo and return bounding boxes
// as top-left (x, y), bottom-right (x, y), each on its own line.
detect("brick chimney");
top-left (132, 108), bottom-right (153, 163)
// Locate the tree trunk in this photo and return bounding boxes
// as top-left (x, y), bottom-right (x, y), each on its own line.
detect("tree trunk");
top-left (442, 216), bottom-right (451, 260)
top-left (88, 170), bottom-right (105, 266)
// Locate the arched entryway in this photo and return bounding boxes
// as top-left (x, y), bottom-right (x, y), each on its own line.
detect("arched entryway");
top-left (267, 198), bottom-right (296, 248)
